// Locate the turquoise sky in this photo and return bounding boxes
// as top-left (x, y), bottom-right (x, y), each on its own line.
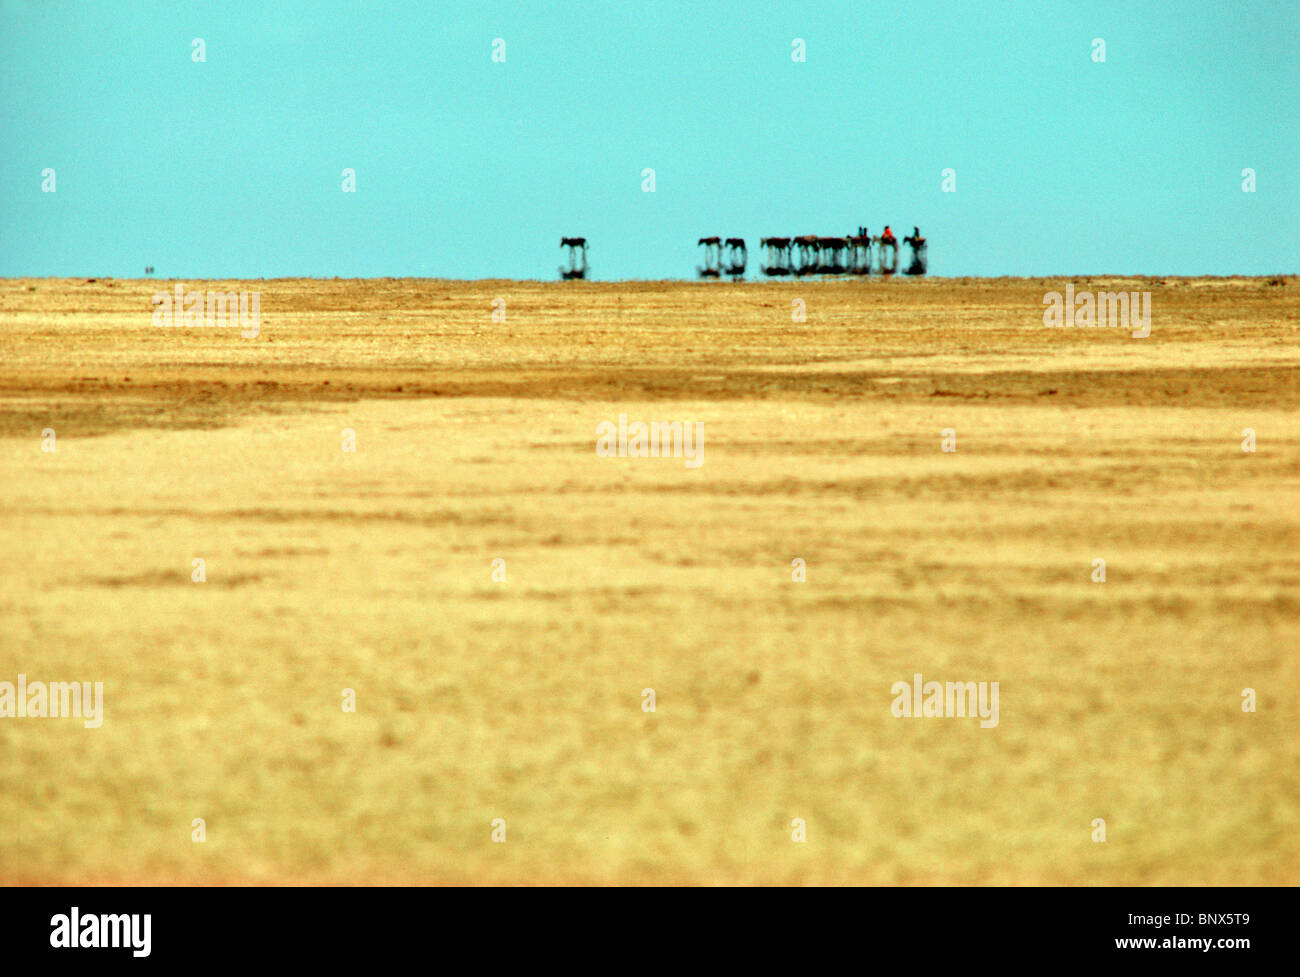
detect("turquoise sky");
top-left (1, 0), bottom-right (1296, 278)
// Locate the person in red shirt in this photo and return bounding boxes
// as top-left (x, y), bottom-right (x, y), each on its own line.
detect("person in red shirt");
top-left (881, 225), bottom-right (896, 244)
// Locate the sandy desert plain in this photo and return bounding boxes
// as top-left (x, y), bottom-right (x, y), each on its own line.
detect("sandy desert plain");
top-left (0, 274), bottom-right (1297, 885)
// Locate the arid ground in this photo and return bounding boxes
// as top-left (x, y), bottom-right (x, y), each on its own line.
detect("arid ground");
top-left (1, 275), bottom-right (1297, 884)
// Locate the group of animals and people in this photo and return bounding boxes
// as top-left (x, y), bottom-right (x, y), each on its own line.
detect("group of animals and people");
top-left (560, 227), bottom-right (927, 279)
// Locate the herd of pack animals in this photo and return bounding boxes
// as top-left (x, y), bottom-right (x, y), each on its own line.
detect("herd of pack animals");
top-left (559, 228), bottom-right (928, 279)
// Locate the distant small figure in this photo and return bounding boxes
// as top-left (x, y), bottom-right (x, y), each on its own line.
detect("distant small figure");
top-left (903, 227), bottom-right (927, 276)
top-left (560, 237), bottom-right (588, 280)
top-left (145, 266), bottom-right (155, 275)
top-left (848, 229), bottom-right (872, 274)
top-left (697, 237), bottom-right (721, 278)
top-left (815, 237), bottom-right (848, 274)
top-left (876, 226), bottom-right (899, 275)
top-left (723, 238), bottom-right (747, 278)
top-left (760, 237), bottom-right (792, 276)
top-left (792, 235), bottom-right (820, 276)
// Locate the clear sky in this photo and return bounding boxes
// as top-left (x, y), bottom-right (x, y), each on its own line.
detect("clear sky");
top-left (1, 0), bottom-right (1296, 279)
